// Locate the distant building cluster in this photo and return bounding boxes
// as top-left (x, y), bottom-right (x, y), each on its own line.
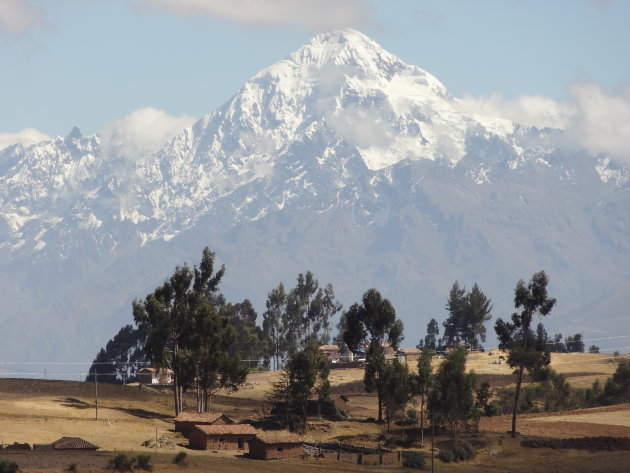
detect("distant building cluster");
top-left (174, 411), bottom-right (304, 460)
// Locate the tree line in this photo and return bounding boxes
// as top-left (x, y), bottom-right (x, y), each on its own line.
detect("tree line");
top-left (87, 248), bottom-right (629, 438)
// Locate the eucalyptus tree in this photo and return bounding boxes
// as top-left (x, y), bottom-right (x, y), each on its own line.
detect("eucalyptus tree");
top-left (495, 271), bottom-right (556, 437)
top-left (133, 247), bottom-right (247, 414)
top-left (343, 288), bottom-right (404, 422)
top-left (262, 272), bottom-right (342, 369)
top-left (416, 348), bottom-right (434, 444)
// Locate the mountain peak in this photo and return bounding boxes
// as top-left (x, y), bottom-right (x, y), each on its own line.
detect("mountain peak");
top-left (288, 28), bottom-right (404, 75)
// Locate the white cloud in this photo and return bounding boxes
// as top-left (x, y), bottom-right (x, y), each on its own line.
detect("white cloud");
top-left (457, 94), bottom-right (573, 130)
top-left (99, 107), bottom-right (196, 159)
top-left (566, 83), bottom-right (630, 163)
top-left (458, 83), bottom-right (630, 164)
top-left (135, 0), bottom-right (372, 30)
top-left (0, 0), bottom-right (46, 39)
top-left (0, 128), bottom-right (50, 151)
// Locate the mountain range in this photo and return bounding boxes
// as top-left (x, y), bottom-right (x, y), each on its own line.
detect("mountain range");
top-left (1, 29), bottom-right (628, 373)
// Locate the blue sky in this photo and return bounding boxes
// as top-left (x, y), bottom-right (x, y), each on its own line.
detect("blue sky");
top-left (1, 0), bottom-right (629, 161)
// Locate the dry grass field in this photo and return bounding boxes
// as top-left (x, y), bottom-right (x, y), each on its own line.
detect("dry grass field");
top-left (1, 353), bottom-right (629, 472)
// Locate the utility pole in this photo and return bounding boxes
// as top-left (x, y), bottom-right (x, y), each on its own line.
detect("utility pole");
top-left (94, 369), bottom-right (99, 420)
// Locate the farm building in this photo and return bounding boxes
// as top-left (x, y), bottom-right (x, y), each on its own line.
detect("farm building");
top-left (396, 348), bottom-right (421, 362)
top-left (52, 437), bottom-right (99, 450)
top-left (248, 433), bottom-right (304, 460)
top-left (188, 424), bottom-right (257, 450)
top-left (318, 344), bottom-right (341, 362)
top-left (174, 411), bottom-right (235, 434)
top-left (137, 367), bottom-right (173, 385)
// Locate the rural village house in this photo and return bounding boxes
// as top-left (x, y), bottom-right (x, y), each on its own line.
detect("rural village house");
top-left (174, 411), bottom-right (235, 435)
top-left (248, 432), bottom-right (304, 460)
top-left (35, 437), bottom-right (99, 451)
top-left (318, 344), bottom-right (341, 362)
top-left (188, 424), bottom-right (257, 451)
top-left (396, 348), bottom-right (422, 362)
top-left (137, 367), bottom-right (173, 385)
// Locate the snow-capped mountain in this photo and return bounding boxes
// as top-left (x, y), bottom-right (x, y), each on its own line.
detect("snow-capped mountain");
top-left (1, 29), bottom-right (628, 370)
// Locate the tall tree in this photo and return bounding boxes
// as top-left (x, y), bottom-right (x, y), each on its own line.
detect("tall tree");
top-left (221, 299), bottom-right (265, 367)
top-left (190, 302), bottom-right (248, 412)
top-left (443, 282), bottom-right (492, 349)
top-left (262, 272), bottom-right (341, 368)
top-left (418, 318), bottom-right (440, 351)
top-left (262, 283), bottom-right (287, 370)
top-left (284, 272), bottom-right (342, 353)
top-left (465, 283), bottom-right (493, 348)
top-left (566, 333), bottom-right (585, 353)
top-left (133, 247), bottom-right (243, 414)
top-left (342, 288), bottom-right (404, 422)
top-left (428, 346), bottom-right (476, 447)
top-left (416, 348), bottom-right (434, 445)
top-left (495, 270), bottom-right (556, 438)
top-left (381, 360), bottom-right (413, 431)
top-left (272, 340), bottom-right (331, 432)
top-left (443, 282), bottom-right (466, 345)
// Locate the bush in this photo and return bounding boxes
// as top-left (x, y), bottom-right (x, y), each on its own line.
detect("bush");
top-left (486, 400), bottom-right (504, 416)
top-left (452, 440), bottom-right (476, 461)
top-left (66, 463), bottom-right (78, 472)
top-left (136, 454), bottom-right (152, 471)
top-left (438, 448), bottom-right (455, 463)
top-left (110, 454), bottom-right (134, 472)
top-left (0, 459), bottom-right (19, 473)
top-left (402, 451), bottom-right (425, 469)
top-left (439, 441), bottom-right (476, 463)
top-left (173, 451), bottom-right (188, 466)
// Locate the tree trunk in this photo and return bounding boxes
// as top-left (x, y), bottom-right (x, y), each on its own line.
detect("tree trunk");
top-left (377, 391), bottom-right (383, 422)
top-left (511, 367), bottom-right (524, 438)
top-left (420, 394), bottom-right (425, 445)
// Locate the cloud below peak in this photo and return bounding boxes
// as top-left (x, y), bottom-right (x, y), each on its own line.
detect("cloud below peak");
top-left (98, 107), bottom-right (196, 159)
top-left (0, 128), bottom-right (51, 151)
top-left (458, 82), bottom-right (630, 165)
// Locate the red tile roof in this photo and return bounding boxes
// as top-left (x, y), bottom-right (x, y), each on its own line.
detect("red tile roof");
top-left (174, 411), bottom-right (233, 423)
top-left (52, 437), bottom-right (99, 450)
top-left (397, 348), bottom-right (421, 354)
top-left (193, 424), bottom-right (257, 436)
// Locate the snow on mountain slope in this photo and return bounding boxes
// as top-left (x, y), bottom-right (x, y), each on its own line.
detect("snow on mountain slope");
top-left (0, 28), bottom-right (628, 368)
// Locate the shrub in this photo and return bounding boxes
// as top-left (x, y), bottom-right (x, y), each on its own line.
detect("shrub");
top-left (66, 463), bottom-right (78, 472)
top-left (173, 451), bottom-right (188, 466)
top-left (402, 451), bottom-right (425, 469)
top-left (439, 441), bottom-right (476, 463)
top-left (486, 400), bottom-right (504, 416)
top-left (136, 454), bottom-right (152, 471)
top-left (110, 453), bottom-right (134, 472)
top-left (452, 440), bottom-right (476, 461)
top-left (438, 448), bottom-right (455, 463)
top-left (0, 459), bottom-right (19, 473)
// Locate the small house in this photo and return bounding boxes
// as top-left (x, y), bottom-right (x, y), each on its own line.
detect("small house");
top-left (248, 433), bottom-right (304, 460)
top-left (396, 348), bottom-right (422, 363)
top-left (318, 344), bottom-right (341, 362)
top-left (174, 411), bottom-right (235, 435)
top-left (188, 424), bottom-right (257, 451)
top-left (138, 367), bottom-right (173, 385)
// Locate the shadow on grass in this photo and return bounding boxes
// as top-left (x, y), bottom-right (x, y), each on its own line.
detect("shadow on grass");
top-left (58, 397), bottom-right (91, 409)
top-left (56, 398), bottom-right (172, 420)
top-left (111, 406), bottom-right (173, 420)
